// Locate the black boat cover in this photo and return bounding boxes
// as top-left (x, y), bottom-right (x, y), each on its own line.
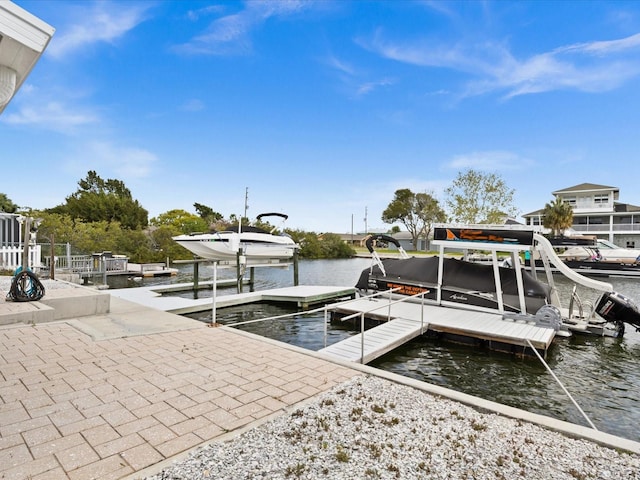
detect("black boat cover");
top-left (355, 257), bottom-right (552, 300)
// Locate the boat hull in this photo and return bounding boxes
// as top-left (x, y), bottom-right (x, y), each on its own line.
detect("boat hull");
top-left (173, 232), bottom-right (297, 261)
top-left (525, 259), bottom-right (640, 278)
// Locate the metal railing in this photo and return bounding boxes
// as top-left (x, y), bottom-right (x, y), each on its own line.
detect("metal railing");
top-left (338, 289), bottom-right (428, 363)
top-left (571, 224), bottom-right (640, 232)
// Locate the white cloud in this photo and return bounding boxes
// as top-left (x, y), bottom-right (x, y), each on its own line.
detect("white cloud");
top-left (69, 142), bottom-right (158, 179)
top-left (180, 99), bottom-right (205, 112)
top-left (47, 2), bottom-right (151, 59)
top-left (446, 151), bottom-right (535, 171)
top-left (174, 0), bottom-right (310, 56)
top-left (361, 29), bottom-right (640, 99)
top-left (1, 100), bottom-right (99, 132)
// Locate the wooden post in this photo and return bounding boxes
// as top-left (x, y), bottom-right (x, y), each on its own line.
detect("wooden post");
top-left (249, 267), bottom-right (255, 292)
top-left (193, 258), bottom-right (199, 294)
top-left (21, 217), bottom-right (30, 270)
top-left (211, 261), bottom-right (217, 325)
top-left (50, 234), bottom-right (55, 280)
top-left (236, 248), bottom-right (243, 293)
top-left (293, 249), bottom-right (299, 286)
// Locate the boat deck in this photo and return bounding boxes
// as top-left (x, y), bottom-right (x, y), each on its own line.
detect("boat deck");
top-left (320, 298), bottom-right (557, 363)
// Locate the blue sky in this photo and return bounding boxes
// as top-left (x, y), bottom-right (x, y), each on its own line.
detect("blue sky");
top-left (2, 1), bottom-right (640, 233)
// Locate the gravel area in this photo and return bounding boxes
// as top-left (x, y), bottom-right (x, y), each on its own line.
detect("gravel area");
top-left (146, 375), bottom-right (639, 480)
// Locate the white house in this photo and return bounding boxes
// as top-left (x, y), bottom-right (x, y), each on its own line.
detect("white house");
top-left (523, 183), bottom-right (640, 248)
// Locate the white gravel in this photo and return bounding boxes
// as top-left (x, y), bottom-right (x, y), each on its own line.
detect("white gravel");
top-left (145, 375), bottom-right (640, 480)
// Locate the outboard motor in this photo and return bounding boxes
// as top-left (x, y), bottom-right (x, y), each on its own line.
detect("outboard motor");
top-left (596, 292), bottom-right (640, 333)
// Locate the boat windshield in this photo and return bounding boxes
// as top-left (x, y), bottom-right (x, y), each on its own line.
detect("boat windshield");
top-left (597, 239), bottom-right (620, 249)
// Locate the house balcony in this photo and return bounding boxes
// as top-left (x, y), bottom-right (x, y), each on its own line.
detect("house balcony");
top-left (571, 204), bottom-right (614, 214)
top-left (571, 224), bottom-right (640, 233)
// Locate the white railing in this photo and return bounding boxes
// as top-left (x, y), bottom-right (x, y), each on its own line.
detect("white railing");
top-left (571, 224), bottom-right (640, 232)
top-left (42, 255), bottom-right (129, 274)
top-left (0, 245), bottom-right (42, 271)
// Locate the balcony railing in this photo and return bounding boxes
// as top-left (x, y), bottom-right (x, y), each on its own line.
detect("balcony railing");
top-left (571, 224), bottom-right (640, 232)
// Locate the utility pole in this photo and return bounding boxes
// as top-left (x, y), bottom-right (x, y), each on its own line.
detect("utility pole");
top-left (363, 206), bottom-right (368, 234)
top-left (351, 214), bottom-right (354, 244)
top-left (244, 187), bottom-right (249, 221)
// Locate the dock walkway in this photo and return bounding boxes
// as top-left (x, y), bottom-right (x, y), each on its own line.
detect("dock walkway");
top-left (320, 297), bottom-right (556, 363)
top-left (109, 284), bottom-right (356, 315)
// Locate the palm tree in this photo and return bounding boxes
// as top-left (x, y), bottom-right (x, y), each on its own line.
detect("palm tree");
top-left (542, 197), bottom-right (573, 237)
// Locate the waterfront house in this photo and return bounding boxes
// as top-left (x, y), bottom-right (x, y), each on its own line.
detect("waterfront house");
top-left (523, 183), bottom-right (640, 248)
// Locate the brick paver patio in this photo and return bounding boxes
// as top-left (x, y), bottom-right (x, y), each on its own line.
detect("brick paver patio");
top-left (0, 322), bottom-right (358, 479)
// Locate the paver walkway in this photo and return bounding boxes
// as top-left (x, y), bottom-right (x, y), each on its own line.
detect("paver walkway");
top-left (0, 321), bottom-right (358, 479)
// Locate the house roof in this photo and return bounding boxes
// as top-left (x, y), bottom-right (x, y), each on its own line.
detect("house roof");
top-left (552, 183), bottom-right (618, 195)
top-left (615, 202), bottom-right (640, 213)
top-left (0, 2), bottom-right (55, 113)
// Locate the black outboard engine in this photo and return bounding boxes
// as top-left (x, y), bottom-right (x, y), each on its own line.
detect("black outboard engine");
top-left (596, 292), bottom-right (640, 334)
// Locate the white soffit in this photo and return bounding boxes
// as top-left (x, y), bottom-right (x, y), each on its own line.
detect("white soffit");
top-left (0, 0), bottom-right (55, 113)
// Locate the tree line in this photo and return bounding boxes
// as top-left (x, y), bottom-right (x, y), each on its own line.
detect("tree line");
top-left (1, 169), bottom-right (570, 263)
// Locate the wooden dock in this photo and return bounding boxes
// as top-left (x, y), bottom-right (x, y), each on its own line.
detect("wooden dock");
top-left (320, 297), bottom-right (557, 363)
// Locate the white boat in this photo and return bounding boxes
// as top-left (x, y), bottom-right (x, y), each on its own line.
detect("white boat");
top-left (524, 236), bottom-right (640, 277)
top-left (173, 213), bottom-right (298, 262)
top-left (559, 239), bottom-right (640, 264)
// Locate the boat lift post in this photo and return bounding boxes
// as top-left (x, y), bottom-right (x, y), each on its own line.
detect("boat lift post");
top-left (211, 260), bottom-right (218, 326)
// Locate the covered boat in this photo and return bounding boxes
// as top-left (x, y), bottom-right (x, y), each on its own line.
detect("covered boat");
top-left (355, 227), bottom-right (640, 337)
top-left (356, 255), bottom-right (551, 315)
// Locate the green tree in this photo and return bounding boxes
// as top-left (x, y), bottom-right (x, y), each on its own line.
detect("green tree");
top-left (382, 189), bottom-right (446, 250)
top-left (150, 209), bottom-right (208, 234)
top-left (35, 212), bottom-right (76, 244)
top-left (194, 202), bottom-right (223, 226)
top-left (148, 225), bottom-right (192, 261)
top-left (288, 230), bottom-right (322, 258)
top-left (0, 193), bottom-right (19, 213)
top-left (444, 169), bottom-right (518, 224)
top-left (542, 197), bottom-right (574, 237)
top-left (52, 171), bottom-right (148, 229)
top-left (319, 233), bottom-right (356, 258)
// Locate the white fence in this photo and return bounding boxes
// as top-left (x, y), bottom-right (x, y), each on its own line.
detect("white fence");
top-left (0, 245), bottom-right (42, 271)
top-left (0, 245), bottom-right (128, 280)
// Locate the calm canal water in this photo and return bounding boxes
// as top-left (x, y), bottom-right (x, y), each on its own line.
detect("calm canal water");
top-left (121, 258), bottom-right (640, 442)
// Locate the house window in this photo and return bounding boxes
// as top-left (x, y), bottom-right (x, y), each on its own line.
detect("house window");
top-left (593, 194), bottom-right (609, 204)
top-left (563, 196), bottom-right (576, 206)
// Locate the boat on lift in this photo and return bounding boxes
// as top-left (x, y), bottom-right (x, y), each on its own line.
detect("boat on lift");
top-left (525, 236), bottom-right (640, 277)
top-left (355, 227), bottom-right (640, 338)
top-left (173, 213), bottom-right (298, 262)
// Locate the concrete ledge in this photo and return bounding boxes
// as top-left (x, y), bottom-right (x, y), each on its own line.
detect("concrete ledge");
top-left (39, 286), bottom-right (110, 320)
top-left (0, 280), bottom-right (110, 325)
top-left (0, 301), bottom-right (55, 325)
